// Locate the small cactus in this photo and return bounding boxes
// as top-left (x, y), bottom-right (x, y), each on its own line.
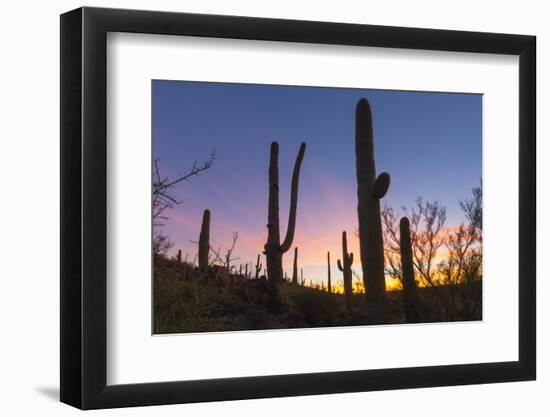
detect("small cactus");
top-left (337, 231), bottom-right (354, 309)
top-left (255, 254), bottom-right (262, 279)
top-left (327, 251), bottom-right (332, 293)
top-left (292, 247), bottom-right (299, 285)
top-left (176, 249), bottom-right (182, 263)
top-left (198, 209), bottom-right (210, 268)
top-left (400, 217), bottom-right (421, 323)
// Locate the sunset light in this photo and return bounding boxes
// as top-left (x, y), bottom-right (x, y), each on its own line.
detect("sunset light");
top-left (153, 80), bottom-right (482, 333)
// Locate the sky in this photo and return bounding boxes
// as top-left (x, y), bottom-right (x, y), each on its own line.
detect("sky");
top-left (152, 80), bottom-right (482, 286)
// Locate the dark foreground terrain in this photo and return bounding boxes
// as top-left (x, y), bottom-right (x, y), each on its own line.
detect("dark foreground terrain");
top-left (154, 255), bottom-right (482, 334)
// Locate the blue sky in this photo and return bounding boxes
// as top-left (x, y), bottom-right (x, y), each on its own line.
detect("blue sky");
top-left (153, 80), bottom-right (481, 284)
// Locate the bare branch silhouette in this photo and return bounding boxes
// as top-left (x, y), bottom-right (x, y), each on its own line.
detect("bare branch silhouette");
top-left (207, 232), bottom-right (240, 271)
top-left (381, 184), bottom-right (482, 321)
top-left (153, 149), bottom-right (216, 226)
top-left (438, 183), bottom-right (483, 318)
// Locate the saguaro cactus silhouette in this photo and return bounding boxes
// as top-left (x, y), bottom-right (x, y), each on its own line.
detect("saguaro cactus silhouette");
top-left (327, 251), bottom-right (332, 293)
top-left (254, 254), bottom-right (262, 279)
top-left (292, 247), bottom-right (299, 285)
top-left (198, 209), bottom-right (210, 268)
top-left (355, 98), bottom-right (390, 322)
top-left (264, 141), bottom-right (307, 284)
top-left (337, 231), bottom-right (354, 309)
top-left (400, 217), bottom-right (421, 323)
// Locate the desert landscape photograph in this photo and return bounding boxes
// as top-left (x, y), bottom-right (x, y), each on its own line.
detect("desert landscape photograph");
top-left (152, 81), bottom-right (482, 334)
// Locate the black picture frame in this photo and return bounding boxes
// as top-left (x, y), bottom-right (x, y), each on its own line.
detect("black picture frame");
top-left (60, 6), bottom-right (536, 410)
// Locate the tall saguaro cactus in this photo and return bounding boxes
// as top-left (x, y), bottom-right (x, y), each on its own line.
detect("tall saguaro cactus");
top-left (264, 141), bottom-right (307, 284)
top-left (400, 217), bottom-right (421, 323)
top-left (292, 247), bottom-right (299, 285)
top-left (198, 209), bottom-right (210, 268)
top-left (355, 98), bottom-right (390, 323)
top-left (327, 251), bottom-right (332, 293)
top-left (337, 231), bottom-right (354, 309)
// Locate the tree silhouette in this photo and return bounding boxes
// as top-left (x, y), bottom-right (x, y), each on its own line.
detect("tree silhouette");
top-left (152, 150), bottom-right (216, 255)
top-left (438, 183), bottom-right (483, 318)
top-left (381, 183), bottom-right (482, 322)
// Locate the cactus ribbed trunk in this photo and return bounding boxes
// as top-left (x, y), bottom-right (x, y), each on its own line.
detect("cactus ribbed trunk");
top-left (355, 98), bottom-right (390, 323)
top-left (337, 231), bottom-right (354, 309)
top-left (266, 142), bottom-right (283, 283)
top-left (198, 209), bottom-right (210, 268)
top-left (264, 141), bottom-right (306, 285)
top-left (327, 251), bottom-right (332, 293)
top-left (292, 247), bottom-right (299, 284)
top-left (400, 217), bottom-right (421, 323)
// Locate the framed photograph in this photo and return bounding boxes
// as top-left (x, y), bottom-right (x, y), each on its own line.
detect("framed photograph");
top-left (60, 6), bottom-right (536, 409)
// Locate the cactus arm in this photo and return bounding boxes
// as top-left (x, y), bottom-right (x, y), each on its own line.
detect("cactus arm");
top-left (280, 142), bottom-right (307, 253)
top-left (373, 172), bottom-right (391, 199)
top-left (337, 259), bottom-right (344, 271)
top-left (346, 253), bottom-right (353, 268)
